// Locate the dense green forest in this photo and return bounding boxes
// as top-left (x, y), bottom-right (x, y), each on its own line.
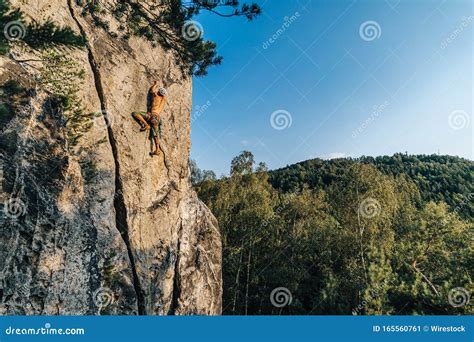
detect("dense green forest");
top-left (269, 154), bottom-right (473, 219)
top-left (194, 152), bottom-right (473, 315)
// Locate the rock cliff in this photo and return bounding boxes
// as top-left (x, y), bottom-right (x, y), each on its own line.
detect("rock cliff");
top-left (0, 0), bottom-right (222, 315)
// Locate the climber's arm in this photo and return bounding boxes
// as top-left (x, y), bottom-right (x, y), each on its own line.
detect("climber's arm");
top-left (150, 80), bottom-right (160, 95)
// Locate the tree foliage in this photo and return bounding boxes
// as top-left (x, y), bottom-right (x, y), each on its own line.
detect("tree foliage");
top-left (39, 49), bottom-right (93, 148)
top-left (269, 154), bottom-right (474, 219)
top-left (196, 151), bottom-right (473, 315)
top-left (182, 0), bottom-right (261, 20)
top-left (79, 0), bottom-right (261, 76)
top-left (190, 158), bottom-right (216, 185)
top-left (0, 0), bottom-right (85, 55)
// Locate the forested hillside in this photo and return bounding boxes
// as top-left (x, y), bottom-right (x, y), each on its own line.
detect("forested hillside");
top-left (269, 154), bottom-right (473, 218)
top-left (195, 152), bottom-right (473, 315)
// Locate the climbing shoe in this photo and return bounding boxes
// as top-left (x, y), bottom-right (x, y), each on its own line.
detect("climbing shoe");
top-left (140, 124), bottom-right (150, 131)
top-left (149, 150), bottom-right (160, 157)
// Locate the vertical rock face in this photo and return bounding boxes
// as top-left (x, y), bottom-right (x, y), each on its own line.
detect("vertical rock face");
top-left (0, 0), bottom-right (222, 315)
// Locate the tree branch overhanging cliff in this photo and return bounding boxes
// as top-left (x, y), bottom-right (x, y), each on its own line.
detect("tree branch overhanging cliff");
top-left (0, 0), bottom-right (86, 55)
top-left (77, 0), bottom-right (261, 77)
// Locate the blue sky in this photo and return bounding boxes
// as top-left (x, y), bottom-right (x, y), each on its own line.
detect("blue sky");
top-left (189, 0), bottom-right (473, 176)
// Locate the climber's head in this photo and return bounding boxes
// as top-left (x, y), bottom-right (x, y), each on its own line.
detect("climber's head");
top-left (158, 87), bottom-right (167, 97)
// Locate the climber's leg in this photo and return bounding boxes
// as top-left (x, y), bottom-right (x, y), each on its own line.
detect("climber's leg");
top-left (132, 111), bottom-right (150, 131)
top-left (149, 119), bottom-right (161, 156)
top-left (150, 136), bottom-right (160, 156)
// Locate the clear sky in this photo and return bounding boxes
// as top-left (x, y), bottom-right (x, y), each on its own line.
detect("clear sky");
top-left (189, 0), bottom-right (473, 176)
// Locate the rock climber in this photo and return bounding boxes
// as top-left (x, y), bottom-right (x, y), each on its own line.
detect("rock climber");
top-left (132, 80), bottom-right (167, 156)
